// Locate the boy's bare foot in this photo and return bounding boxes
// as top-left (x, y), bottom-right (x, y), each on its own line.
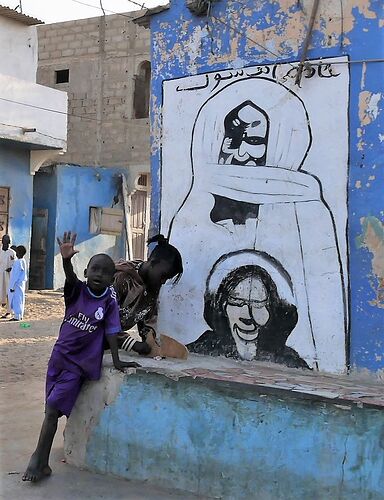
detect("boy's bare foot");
top-left (22, 454), bottom-right (52, 482)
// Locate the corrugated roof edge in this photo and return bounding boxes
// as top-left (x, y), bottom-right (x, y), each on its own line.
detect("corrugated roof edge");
top-left (132, 4), bottom-right (169, 28)
top-left (0, 4), bottom-right (43, 25)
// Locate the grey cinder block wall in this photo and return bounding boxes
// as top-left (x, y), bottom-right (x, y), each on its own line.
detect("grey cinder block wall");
top-left (37, 12), bottom-right (150, 171)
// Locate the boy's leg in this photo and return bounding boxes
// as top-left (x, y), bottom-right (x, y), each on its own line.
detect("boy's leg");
top-left (23, 404), bottom-right (60, 482)
top-left (23, 367), bottom-right (84, 482)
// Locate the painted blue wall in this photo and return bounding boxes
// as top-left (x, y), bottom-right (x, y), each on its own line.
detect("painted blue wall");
top-left (51, 164), bottom-right (127, 289)
top-left (0, 142), bottom-right (33, 258)
top-left (33, 169), bottom-right (58, 289)
top-left (149, 0), bottom-right (384, 372)
top-left (80, 373), bottom-right (384, 499)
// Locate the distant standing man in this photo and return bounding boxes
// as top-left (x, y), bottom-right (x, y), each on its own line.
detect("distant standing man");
top-left (0, 234), bottom-right (16, 318)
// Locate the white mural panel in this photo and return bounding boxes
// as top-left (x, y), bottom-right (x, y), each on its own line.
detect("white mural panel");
top-left (159, 57), bottom-right (349, 373)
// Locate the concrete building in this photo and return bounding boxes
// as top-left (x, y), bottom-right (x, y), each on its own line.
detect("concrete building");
top-left (35, 12), bottom-right (151, 289)
top-left (0, 5), bottom-right (67, 261)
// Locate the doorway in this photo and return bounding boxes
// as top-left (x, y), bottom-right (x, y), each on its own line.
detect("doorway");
top-left (130, 174), bottom-right (151, 260)
top-left (29, 208), bottom-right (48, 289)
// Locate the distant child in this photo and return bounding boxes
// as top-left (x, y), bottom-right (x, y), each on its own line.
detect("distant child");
top-left (23, 231), bottom-right (139, 483)
top-left (8, 245), bottom-right (28, 321)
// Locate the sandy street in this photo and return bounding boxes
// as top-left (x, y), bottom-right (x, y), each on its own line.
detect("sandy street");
top-left (0, 291), bottom-right (199, 500)
top-left (0, 291), bottom-right (64, 384)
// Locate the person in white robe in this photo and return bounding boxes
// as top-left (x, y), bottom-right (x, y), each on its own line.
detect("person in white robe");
top-left (8, 245), bottom-right (28, 321)
top-left (0, 234), bottom-right (16, 318)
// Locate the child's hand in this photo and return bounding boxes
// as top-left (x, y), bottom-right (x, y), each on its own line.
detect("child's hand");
top-left (57, 231), bottom-right (79, 260)
top-left (113, 360), bottom-right (141, 372)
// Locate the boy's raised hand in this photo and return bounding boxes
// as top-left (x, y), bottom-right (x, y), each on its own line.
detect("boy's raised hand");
top-left (57, 231), bottom-right (79, 260)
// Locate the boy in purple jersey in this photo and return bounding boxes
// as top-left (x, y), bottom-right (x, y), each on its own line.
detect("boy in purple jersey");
top-left (23, 231), bottom-right (139, 483)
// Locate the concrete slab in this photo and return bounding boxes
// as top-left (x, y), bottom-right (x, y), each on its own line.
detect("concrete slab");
top-left (113, 351), bottom-right (384, 409)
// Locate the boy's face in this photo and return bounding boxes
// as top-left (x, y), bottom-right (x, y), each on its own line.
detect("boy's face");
top-left (146, 259), bottom-right (175, 292)
top-left (85, 255), bottom-right (115, 294)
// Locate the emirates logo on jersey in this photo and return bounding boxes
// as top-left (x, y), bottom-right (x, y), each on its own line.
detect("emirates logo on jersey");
top-left (95, 307), bottom-right (104, 320)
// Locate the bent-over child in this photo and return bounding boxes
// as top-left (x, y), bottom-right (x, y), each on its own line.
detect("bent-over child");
top-left (23, 231), bottom-right (139, 483)
top-left (8, 245), bottom-right (28, 321)
top-left (113, 234), bottom-right (183, 355)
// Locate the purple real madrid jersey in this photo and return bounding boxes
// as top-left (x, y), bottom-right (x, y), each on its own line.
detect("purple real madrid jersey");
top-left (50, 279), bottom-right (121, 380)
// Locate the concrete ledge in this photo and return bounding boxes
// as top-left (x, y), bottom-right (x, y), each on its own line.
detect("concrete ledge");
top-left (64, 354), bottom-right (384, 499)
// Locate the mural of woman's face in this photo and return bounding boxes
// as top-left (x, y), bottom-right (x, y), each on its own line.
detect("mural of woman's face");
top-left (225, 276), bottom-right (270, 344)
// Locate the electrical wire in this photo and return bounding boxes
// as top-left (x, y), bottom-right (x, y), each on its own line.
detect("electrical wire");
top-left (210, 15), bottom-right (296, 68)
top-left (37, 1), bottom-right (149, 61)
top-left (69, 0), bottom-right (135, 19)
top-left (309, 58), bottom-right (384, 66)
top-left (59, 0), bottom-right (384, 68)
top-left (0, 121), bottom-right (64, 142)
top-left (127, 0), bottom-right (146, 9)
top-left (0, 96), bottom-right (102, 122)
top-left (99, 0), bottom-right (105, 16)
top-left (3, 2), bottom-right (382, 128)
top-left (211, 15), bottom-right (384, 67)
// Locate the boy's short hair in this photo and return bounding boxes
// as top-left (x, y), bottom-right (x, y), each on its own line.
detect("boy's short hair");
top-left (87, 253), bottom-right (115, 273)
top-left (16, 245), bottom-right (27, 257)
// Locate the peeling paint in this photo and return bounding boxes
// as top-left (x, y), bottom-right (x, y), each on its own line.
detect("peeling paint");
top-left (150, 0), bottom-right (384, 372)
top-left (357, 137), bottom-right (366, 151)
top-left (356, 217), bottom-right (384, 308)
top-left (150, 93), bottom-right (161, 155)
top-left (356, 1), bottom-right (378, 20)
top-left (152, 0), bottom-right (379, 78)
top-left (359, 91), bottom-right (382, 126)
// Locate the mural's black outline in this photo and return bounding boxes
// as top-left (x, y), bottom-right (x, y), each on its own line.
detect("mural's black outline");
top-left (299, 169), bottom-right (350, 370)
top-left (166, 75), bottom-right (313, 238)
top-left (345, 53), bottom-right (351, 371)
top-left (160, 55), bottom-right (347, 235)
top-left (160, 58), bottom-right (350, 370)
top-left (191, 249), bottom-right (311, 369)
top-left (293, 203), bottom-right (319, 370)
top-left (206, 249), bottom-right (295, 294)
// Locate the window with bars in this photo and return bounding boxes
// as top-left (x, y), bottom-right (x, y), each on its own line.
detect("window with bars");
top-left (55, 69), bottom-right (69, 84)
